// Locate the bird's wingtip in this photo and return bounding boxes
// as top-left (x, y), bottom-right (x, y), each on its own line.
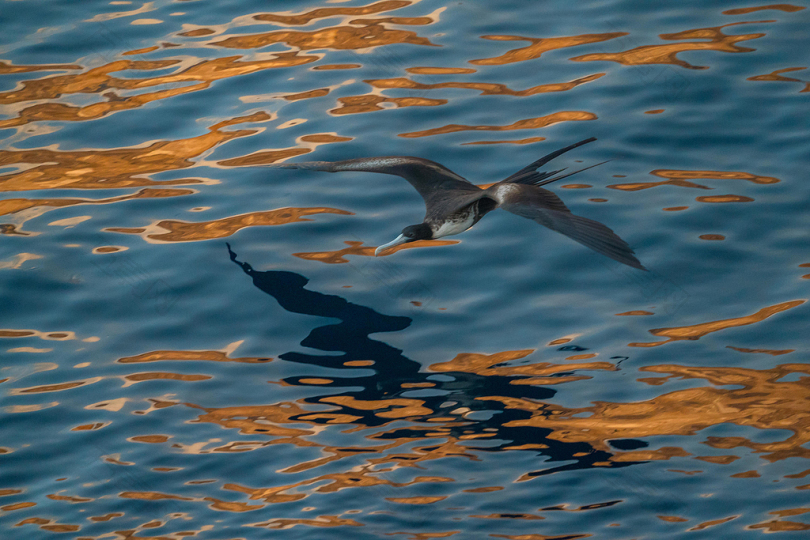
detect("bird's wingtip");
top-left (628, 259), bottom-right (648, 271)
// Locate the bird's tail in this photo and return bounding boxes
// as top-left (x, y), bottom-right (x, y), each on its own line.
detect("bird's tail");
top-left (532, 160), bottom-right (611, 187)
top-left (499, 137), bottom-right (604, 186)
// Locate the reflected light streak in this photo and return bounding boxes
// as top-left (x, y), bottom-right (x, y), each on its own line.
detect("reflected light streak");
top-left (364, 72), bottom-right (605, 96)
top-left (608, 169), bottom-right (778, 191)
top-left (293, 239), bottom-right (459, 263)
top-left (747, 67), bottom-right (810, 92)
top-left (213, 23), bottom-right (437, 51)
top-left (399, 111), bottom-right (596, 138)
top-left (471, 32), bottom-right (628, 65)
top-left (0, 112), bottom-right (274, 192)
top-left (253, 1), bottom-right (413, 26)
top-left (106, 207), bottom-right (353, 243)
top-left (629, 300), bottom-right (805, 347)
top-left (572, 22), bottom-right (770, 70)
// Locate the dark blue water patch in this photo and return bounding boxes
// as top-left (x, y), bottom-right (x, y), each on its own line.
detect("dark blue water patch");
top-left (609, 438), bottom-right (649, 451)
top-left (461, 409), bottom-right (500, 421)
top-left (169, 0), bottom-right (258, 28)
top-left (774, 372), bottom-right (806, 384)
top-left (17, 24), bottom-right (134, 64)
top-left (0, 268), bottom-right (79, 324)
top-left (0, 410), bottom-right (105, 496)
top-left (0, 2), bottom-right (86, 57)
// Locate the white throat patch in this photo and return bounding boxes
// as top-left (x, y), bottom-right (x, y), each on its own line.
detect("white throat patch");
top-left (432, 213), bottom-right (477, 239)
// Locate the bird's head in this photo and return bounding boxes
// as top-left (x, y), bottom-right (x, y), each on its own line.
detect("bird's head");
top-left (375, 223), bottom-right (433, 256)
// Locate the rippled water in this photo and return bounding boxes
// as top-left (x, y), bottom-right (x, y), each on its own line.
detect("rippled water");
top-left (2, 1), bottom-right (809, 538)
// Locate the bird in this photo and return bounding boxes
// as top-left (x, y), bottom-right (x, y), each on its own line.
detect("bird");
top-left (271, 137), bottom-right (645, 270)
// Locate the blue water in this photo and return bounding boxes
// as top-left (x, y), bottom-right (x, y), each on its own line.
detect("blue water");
top-left (2, 1), bottom-right (809, 538)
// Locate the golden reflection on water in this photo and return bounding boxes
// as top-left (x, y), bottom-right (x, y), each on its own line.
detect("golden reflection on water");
top-left (748, 66), bottom-right (810, 92)
top-left (12, 377), bottom-right (102, 395)
top-left (91, 246), bottom-right (128, 254)
top-left (106, 207), bottom-right (353, 243)
top-left (314, 63), bottom-right (363, 72)
top-left (118, 347), bottom-right (272, 364)
top-left (0, 113), bottom-right (276, 193)
top-left (727, 345), bottom-right (794, 355)
top-left (122, 372), bottom-right (212, 386)
top-left (722, 4), bottom-right (806, 15)
top-left (650, 169), bottom-right (778, 184)
top-left (0, 225), bottom-right (31, 237)
top-left (331, 94), bottom-right (447, 115)
top-left (250, 515), bottom-right (364, 529)
top-left (283, 87), bottom-right (331, 101)
top-left (572, 22), bottom-right (771, 70)
top-left (365, 72), bottom-right (605, 96)
top-left (213, 23), bottom-right (437, 51)
top-left (0, 61), bottom-right (81, 74)
top-left (428, 349), bottom-right (615, 381)
top-left (608, 169), bottom-right (779, 191)
top-left (293, 239), bottom-right (459, 263)
top-left (75, 335), bottom-right (807, 528)
top-left (462, 136), bottom-right (547, 146)
top-left (496, 360), bottom-right (810, 464)
top-left (470, 32), bottom-right (628, 66)
top-left (694, 194), bottom-right (753, 203)
top-left (15, 518), bottom-right (81, 533)
top-left (629, 299), bottom-right (804, 347)
top-left (252, 1), bottom-right (413, 26)
top-left (0, 82), bottom-right (209, 129)
top-left (1, 188), bottom-right (194, 234)
top-left (0, 329), bottom-right (79, 343)
top-left (2, 0), bottom-right (808, 535)
top-left (399, 111), bottom-right (597, 138)
top-left (408, 67), bottom-right (477, 75)
top-left (217, 132), bottom-right (354, 166)
top-left (0, 55), bottom-right (319, 127)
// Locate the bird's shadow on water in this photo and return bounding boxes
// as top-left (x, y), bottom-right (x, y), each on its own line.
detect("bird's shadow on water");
top-left (225, 243), bottom-right (645, 475)
top-left (226, 242), bottom-right (417, 380)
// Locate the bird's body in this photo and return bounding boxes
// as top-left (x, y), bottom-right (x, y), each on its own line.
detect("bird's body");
top-left (272, 138), bottom-right (645, 270)
top-left (432, 210), bottom-right (476, 237)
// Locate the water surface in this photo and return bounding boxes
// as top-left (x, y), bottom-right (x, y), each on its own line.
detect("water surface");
top-left (1, 1), bottom-right (809, 538)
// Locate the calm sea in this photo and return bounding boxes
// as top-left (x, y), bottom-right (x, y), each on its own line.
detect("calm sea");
top-left (1, 1), bottom-right (809, 538)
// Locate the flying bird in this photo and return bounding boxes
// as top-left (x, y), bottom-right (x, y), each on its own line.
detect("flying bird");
top-left (272, 138), bottom-right (645, 270)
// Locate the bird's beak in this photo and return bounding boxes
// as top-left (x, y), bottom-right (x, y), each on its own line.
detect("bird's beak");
top-left (375, 234), bottom-right (409, 256)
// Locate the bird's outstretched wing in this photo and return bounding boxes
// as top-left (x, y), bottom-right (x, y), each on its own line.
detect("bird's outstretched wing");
top-left (271, 156), bottom-right (481, 205)
top-left (490, 183), bottom-right (646, 270)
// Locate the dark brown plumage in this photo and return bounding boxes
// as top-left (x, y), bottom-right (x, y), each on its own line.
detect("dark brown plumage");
top-left (271, 138), bottom-right (645, 270)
